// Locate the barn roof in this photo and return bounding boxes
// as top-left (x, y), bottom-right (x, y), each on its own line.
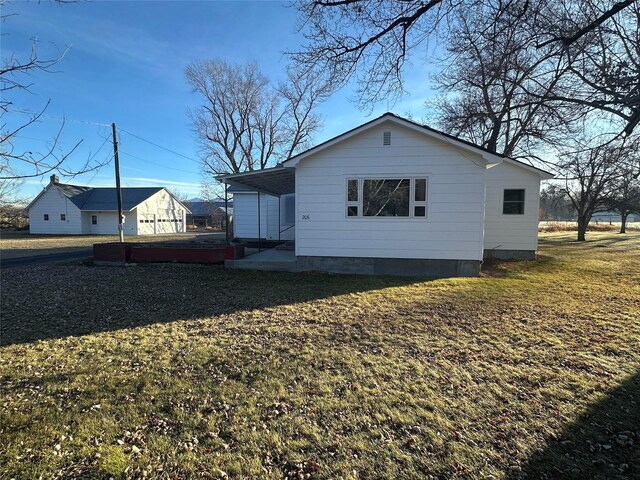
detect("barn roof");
top-left (69, 187), bottom-right (165, 211)
top-left (27, 182), bottom-right (190, 212)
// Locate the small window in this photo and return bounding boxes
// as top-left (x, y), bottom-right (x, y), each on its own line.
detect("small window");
top-left (503, 189), bottom-right (525, 215)
top-left (347, 179), bottom-right (359, 202)
top-left (346, 178), bottom-right (360, 217)
top-left (415, 179), bottom-right (426, 202)
top-left (91, 215), bottom-right (98, 225)
top-left (44, 214), bottom-right (49, 221)
top-left (60, 214), bottom-right (66, 221)
top-left (383, 131), bottom-right (391, 146)
top-left (413, 178), bottom-right (427, 217)
top-left (139, 219), bottom-right (144, 224)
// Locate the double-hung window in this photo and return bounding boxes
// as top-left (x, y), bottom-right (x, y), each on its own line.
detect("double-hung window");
top-left (346, 177), bottom-right (428, 218)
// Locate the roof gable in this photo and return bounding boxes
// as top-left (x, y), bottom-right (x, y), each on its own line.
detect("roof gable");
top-left (284, 112), bottom-right (554, 178)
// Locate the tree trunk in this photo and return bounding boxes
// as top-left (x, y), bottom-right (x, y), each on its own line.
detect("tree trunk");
top-left (577, 216), bottom-right (588, 241)
top-left (620, 212), bottom-right (628, 234)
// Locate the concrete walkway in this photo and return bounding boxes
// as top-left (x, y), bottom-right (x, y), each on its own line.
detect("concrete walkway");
top-left (225, 248), bottom-right (297, 272)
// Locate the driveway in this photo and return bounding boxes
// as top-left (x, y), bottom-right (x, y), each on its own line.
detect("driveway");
top-left (1, 249), bottom-right (93, 269)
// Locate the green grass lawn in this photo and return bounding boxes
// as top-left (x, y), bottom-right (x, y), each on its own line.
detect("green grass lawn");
top-left (1, 232), bottom-right (638, 479)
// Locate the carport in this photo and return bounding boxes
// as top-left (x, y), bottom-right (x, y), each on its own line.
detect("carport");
top-left (216, 165), bottom-right (295, 245)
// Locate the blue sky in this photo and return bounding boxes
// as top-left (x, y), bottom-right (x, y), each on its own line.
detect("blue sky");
top-left (4, 1), bottom-right (437, 199)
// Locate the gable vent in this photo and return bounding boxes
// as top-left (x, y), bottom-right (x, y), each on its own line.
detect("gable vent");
top-left (383, 131), bottom-right (391, 145)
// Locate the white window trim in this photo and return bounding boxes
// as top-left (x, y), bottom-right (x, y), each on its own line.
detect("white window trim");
top-left (345, 176), bottom-right (429, 219)
top-left (501, 187), bottom-right (527, 216)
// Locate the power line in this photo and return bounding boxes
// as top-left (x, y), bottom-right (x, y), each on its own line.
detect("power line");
top-left (87, 136), bottom-right (111, 163)
top-left (119, 151), bottom-right (200, 175)
top-left (119, 129), bottom-right (201, 165)
top-left (11, 109), bottom-right (112, 127)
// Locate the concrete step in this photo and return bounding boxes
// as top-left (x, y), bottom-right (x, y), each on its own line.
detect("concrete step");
top-left (225, 259), bottom-right (297, 272)
top-left (275, 241), bottom-right (295, 251)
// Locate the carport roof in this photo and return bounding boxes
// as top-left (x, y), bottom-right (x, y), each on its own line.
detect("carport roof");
top-left (216, 165), bottom-right (295, 196)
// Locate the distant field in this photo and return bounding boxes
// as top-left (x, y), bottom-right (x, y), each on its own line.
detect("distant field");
top-left (1, 232), bottom-right (638, 479)
top-left (539, 220), bottom-right (640, 232)
top-left (0, 231), bottom-right (225, 259)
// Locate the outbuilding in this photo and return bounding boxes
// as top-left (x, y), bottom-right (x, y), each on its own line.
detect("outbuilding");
top-left (27, 175), bottom-right (190, 235)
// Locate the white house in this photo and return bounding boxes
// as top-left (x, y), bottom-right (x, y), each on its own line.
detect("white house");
top-left (27, 175), bottom-right (190, 235)
top-left (219, 113), bottom-right (553, 277)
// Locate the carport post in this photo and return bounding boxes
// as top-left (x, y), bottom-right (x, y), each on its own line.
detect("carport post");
top-left (224, 183), bottom-right (229, 243)
top-left (257, 192), bottom-right (261, 253)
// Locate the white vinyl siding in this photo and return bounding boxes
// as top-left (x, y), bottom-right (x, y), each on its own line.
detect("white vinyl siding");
top-left (484, 162), bottom-right (541, 252)
top-left (133, 189), bottom-right (186, 235)
top-left (232, 192), bottom-right (294, 241)
top-left (80, 210), bottom-right (137, 235)
top-left (28, 186), bottom-right (83, 234)
top-left (294, 123), bottom-right (487, 261)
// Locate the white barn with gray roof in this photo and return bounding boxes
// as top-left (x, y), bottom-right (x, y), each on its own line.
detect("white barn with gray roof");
top-left (27, 175), bottom-right (190, 235)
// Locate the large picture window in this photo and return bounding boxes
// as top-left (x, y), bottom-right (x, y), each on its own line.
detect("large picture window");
top-left (346, 177), bottom-right (427, 218)
top-left (363, 179), bottom-right (410, 216)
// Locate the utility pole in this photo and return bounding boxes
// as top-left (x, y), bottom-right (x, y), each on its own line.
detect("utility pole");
top-left (111, 123), bottom-right (125, 243)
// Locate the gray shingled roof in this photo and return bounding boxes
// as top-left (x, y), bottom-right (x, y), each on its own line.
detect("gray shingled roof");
top-left (57, 184), bottom-right (164, 211)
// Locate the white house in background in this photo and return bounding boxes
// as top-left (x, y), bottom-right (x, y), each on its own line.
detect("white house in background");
top-left (219, 113), bottom-right (554, 277)
top-left (27, 175), bottom-right (190, 235)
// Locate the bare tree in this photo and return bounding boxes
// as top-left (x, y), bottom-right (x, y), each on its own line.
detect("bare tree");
top-left (292, 0), bottom-right (639, 134)
top-left (1, 0), bottom-right (106, 181)
top-left (558, 137), bottom-right (635, 241)
top-left (532, 0), bottom-right (640, 136)
top-left (432, 0), bottom-right (581, 160)
top-left (602, 140), bottom-right (640, 233)
top-left (540, 184), bottom-right (576, 221)
top-left (292, 0), bottom-right (459, 107)
top-left (186, 59), bottom-right (330, 175)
